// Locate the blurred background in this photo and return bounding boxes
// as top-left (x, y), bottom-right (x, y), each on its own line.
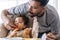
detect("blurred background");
top-left (0, 0), bottom-right (60, 24)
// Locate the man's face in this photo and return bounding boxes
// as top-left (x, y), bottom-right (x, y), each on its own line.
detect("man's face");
top-left (28, 0), bottom-right (45, 16)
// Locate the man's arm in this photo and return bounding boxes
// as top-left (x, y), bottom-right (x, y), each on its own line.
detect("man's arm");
top-left (46, 5), bottom-right (59, 40)
top-left (1, 2), bottom-right (28, 30)
top-left (1, 2), bottom-right (28, 23)
top-left (1, 9), bottom-right (12, 24)
top-left (1, 9), bottom-right (16, 30)
top-left (47, 17), bottom-right (59, 40)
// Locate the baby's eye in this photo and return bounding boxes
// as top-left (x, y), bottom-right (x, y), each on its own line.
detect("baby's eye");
top-left (19, 22), bottom-right (23, 23)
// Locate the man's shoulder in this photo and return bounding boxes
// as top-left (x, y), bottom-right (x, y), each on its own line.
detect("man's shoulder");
top-left (8, 2), bottom-right (29, 15)
top-left (45, 5), bottom-right (59, 25)
top-left (46, 4), bottom-right (58, 17)
top-left (46, 4), bottom-right (56, 11)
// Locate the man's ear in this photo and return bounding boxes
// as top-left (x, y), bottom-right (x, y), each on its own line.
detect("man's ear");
top-left (41, 7), bottom-right (46, 13)
top-left (38, 7), bottom-right (46, 16)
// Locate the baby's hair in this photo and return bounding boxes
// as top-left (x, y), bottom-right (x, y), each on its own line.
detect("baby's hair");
top-left (16, 15), bottom-right (29, 27)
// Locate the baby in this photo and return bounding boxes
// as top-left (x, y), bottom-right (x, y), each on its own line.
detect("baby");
top-left (7, 15), bottom-right (31, 38)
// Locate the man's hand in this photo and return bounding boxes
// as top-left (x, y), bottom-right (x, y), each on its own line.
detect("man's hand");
top-left (4, 21), bottom-right (16, 30)
top-left (1, 9), bottom-right (16, 30)
top-left (46, 33), bottom-right (59, 40)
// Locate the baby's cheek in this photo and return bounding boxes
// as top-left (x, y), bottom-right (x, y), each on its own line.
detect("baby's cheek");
top-left (18, 24), bottom-right (24, 29)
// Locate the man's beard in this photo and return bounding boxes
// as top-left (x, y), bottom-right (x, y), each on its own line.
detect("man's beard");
top-left (28, 11), bottom-right (38, 17)
top-left (28, 11), bottom-right (44, 17)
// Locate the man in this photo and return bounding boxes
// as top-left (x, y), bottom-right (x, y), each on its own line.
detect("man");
top-left (1, 0), bottom-right (59, 40)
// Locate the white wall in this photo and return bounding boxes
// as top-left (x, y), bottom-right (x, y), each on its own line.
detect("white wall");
top-left (58, 0), bottom-right (60, 18)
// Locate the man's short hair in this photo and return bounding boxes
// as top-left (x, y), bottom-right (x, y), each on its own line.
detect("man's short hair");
top-left (33, 0), bottom-right (49, 6)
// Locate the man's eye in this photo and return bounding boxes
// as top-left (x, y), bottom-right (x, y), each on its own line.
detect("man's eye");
top-left (31, 6), bottom-right (38, 9)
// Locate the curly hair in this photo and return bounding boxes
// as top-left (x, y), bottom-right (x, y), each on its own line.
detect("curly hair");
top-left (16, 15), bottom-right (29, 27)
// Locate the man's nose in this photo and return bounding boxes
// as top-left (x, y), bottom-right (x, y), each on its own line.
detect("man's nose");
top-left (28, 6), bottom-right (32, 11)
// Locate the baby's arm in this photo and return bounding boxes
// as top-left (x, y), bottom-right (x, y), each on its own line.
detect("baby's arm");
top-left (7, 28), bottom-right (18, 38)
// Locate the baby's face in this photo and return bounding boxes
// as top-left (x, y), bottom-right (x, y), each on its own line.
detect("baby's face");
top-left (15, 17), bottom-right (25, 30)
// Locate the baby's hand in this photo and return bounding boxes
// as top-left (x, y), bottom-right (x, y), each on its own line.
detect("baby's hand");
top-left (7, 28), bottom-right (18, 38)
top-left (24, 28), bottom-right (31, 34)
top-left (23, 28), bottom-right (31, 38)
